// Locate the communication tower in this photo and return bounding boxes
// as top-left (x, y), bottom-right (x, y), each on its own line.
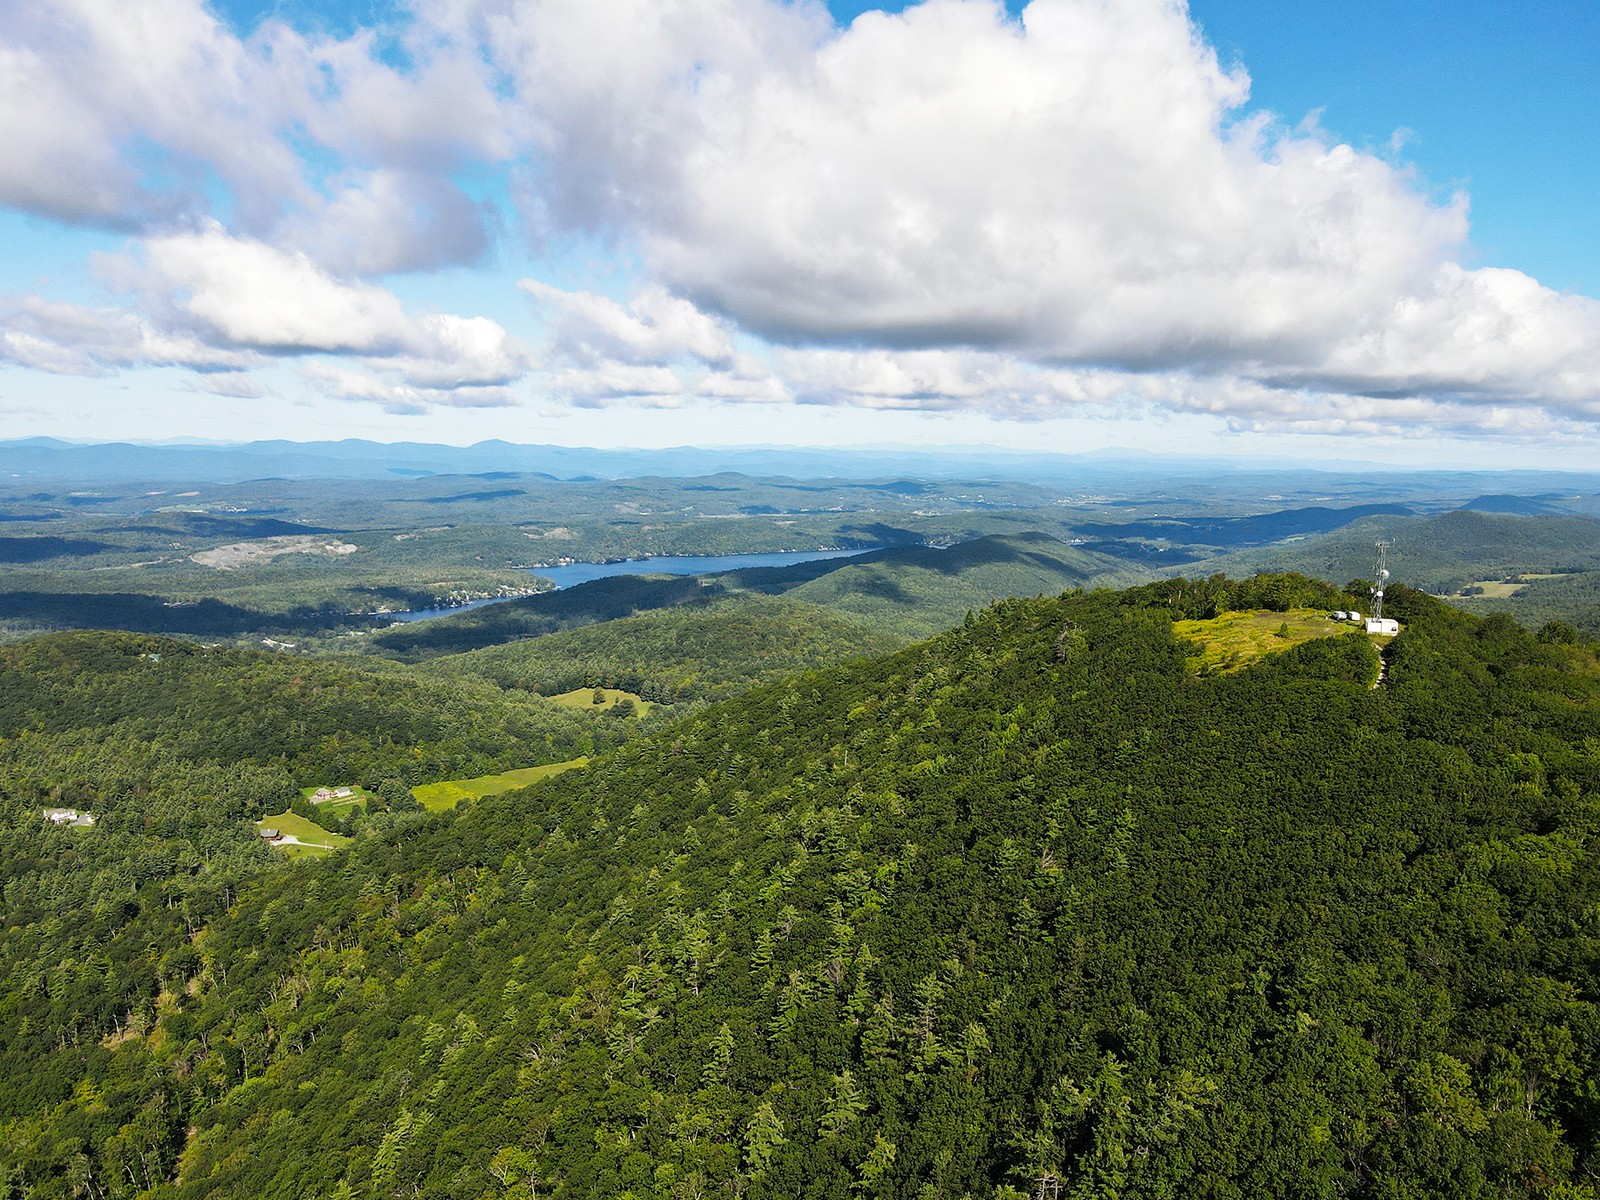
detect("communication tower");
top-left (1372, 540), bottom-right (1392, 620)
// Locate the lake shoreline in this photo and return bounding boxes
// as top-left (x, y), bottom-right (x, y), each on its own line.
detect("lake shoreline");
top-left (383, 545), bottom-right (876, 623)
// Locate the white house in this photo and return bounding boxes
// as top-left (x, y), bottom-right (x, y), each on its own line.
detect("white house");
top-left (42, 808), bottom-right (95, 827)
top-left (1366, 617), bottom-right (1400, 635)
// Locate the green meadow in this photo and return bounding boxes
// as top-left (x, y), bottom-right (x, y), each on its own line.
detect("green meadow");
top-left (1173, 607), bottom-right (1364, 675)
top-left (410, 758), bottom-right (589, 812)
top-left (548, 686), bottom-right (654, 715)
top-left (255, 810), bottom-right (351, 859)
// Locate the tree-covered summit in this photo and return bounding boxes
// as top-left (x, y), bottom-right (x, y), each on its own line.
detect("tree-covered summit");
top-left (3, 580), bottom-right (1599, 1199)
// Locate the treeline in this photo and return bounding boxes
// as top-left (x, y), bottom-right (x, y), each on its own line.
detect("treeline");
top-left (0, 565), bottom-right (540, 642)
top-left (774, 532), bottom-right (1141, 638)
top-left (368, 573), bottom-right (719, 658)
top-left (1119, 569), bottom-right (1358, 619)
top-left (1455, 569), bottom-right (1600, 639)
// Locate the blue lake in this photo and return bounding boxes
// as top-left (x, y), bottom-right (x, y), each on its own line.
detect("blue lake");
top-left (527, 547), bottom-right (870, 589)
top-left (384, 547), bottom-right (872, 623)
top-left (383, 596), bottom-right (522, 623)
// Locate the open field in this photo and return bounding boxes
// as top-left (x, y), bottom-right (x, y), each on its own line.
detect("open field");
top-left (1446, 572), bottom-right (1576, 600)
top-left (548, 687), bottom-right (654, 715)
top-left (411, 758), bottom-right (589, 812)
top-left (1174, 607), bottom-right (1371, 675)
top-left (299, 784), bottom-right (370, 814)
top-left (256, 810), bottom-right (351, 859)
top-left (1459, 580), bottom-right (1526, 598)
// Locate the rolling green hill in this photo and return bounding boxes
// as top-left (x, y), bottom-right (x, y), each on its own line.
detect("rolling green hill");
top-left (1203, 509), bottom-right (1600, 593)
top-left (774, 531), bottom-right (1142, 638)
top-left (428, 593), bottom-right (901, 703)
top-left (0, 628), bottom-right (634, 1197)
top-left (375, 532), bottom-right (1140, 661)
top-left (5, 578), bottom-right (1600, 1198)
top-left (0, 631), bottom-right (614, 787)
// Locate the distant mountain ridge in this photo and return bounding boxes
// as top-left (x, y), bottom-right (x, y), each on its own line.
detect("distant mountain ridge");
top-left (1069, 502), bottom-right (1416, 548)
top-left (8, 436), bottom-right (1600, 493)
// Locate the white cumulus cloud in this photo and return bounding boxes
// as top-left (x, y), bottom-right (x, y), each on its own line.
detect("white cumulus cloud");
top-left (107, 224), bottom-right (530, 388)
top-left (5, 0), bottom-right (1600, 437)
top-left (521, 281), bottom-right (739, 367)
top-left (302, 362), bottom-right (518, 414)
top-left (283, 169), bottom-right (496, 277)
top-left (0, 0), bottom-right (509, 268)
top-left (0, 295), bottom-right (255, 375)
top-left (477, 0), bottom-right (1600, 419)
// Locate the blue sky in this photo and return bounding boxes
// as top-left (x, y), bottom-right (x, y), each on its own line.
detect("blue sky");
top-left (2, 0), bottom-right (1598, 466)
top-left (1188, 0), bottom-right (1600, 296)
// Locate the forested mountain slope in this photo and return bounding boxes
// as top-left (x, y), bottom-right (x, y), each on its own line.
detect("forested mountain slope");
top-left (4, 581), bottom-right (1600, 1198)
top-left (0, 632), bottom-right (634, 1200)
top-left (428, 593), bottom-right (901, 703)
top-left (773, 532), bottom-right (1141, 638)
top-left (1454, 570), bottom-right (1600, 640)
top-left (0, 632), bottom-right (612, 787)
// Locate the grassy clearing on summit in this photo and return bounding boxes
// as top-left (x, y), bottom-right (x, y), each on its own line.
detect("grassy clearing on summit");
top-left (1174, 607), bottom-right (1357, 675)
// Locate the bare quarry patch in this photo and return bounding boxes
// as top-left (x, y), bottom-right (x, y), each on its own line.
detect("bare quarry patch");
top-left (191, 535), bottom-right (360, 569)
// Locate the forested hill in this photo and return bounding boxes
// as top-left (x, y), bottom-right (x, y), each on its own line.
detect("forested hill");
top-left (427, 593), bottom-right (902, 703)
top-left (0, 631), bottom-right (614, 786)
top-left (5, 580), bottom-right (1600, 1198)
top-left (367, 532), bottom-right (1139, 658)
top-left (770, 531), bottom-right (1142, 638)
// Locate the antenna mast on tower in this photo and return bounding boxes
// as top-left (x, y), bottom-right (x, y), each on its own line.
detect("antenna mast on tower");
top-left (1372, 540), bottom-right (1392, 620)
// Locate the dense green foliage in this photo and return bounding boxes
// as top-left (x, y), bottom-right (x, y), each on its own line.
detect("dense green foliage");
top-left (429, 594), bottom-right (900, 703)
top-left (1116, 570), bottom-right (1359, 620)
top-left (0, 633), bottom-right (613, 787)
top-left (4, 580), bottom-right (1600, 1198)
top-left (0, 632), bottom-right (642, 1200)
